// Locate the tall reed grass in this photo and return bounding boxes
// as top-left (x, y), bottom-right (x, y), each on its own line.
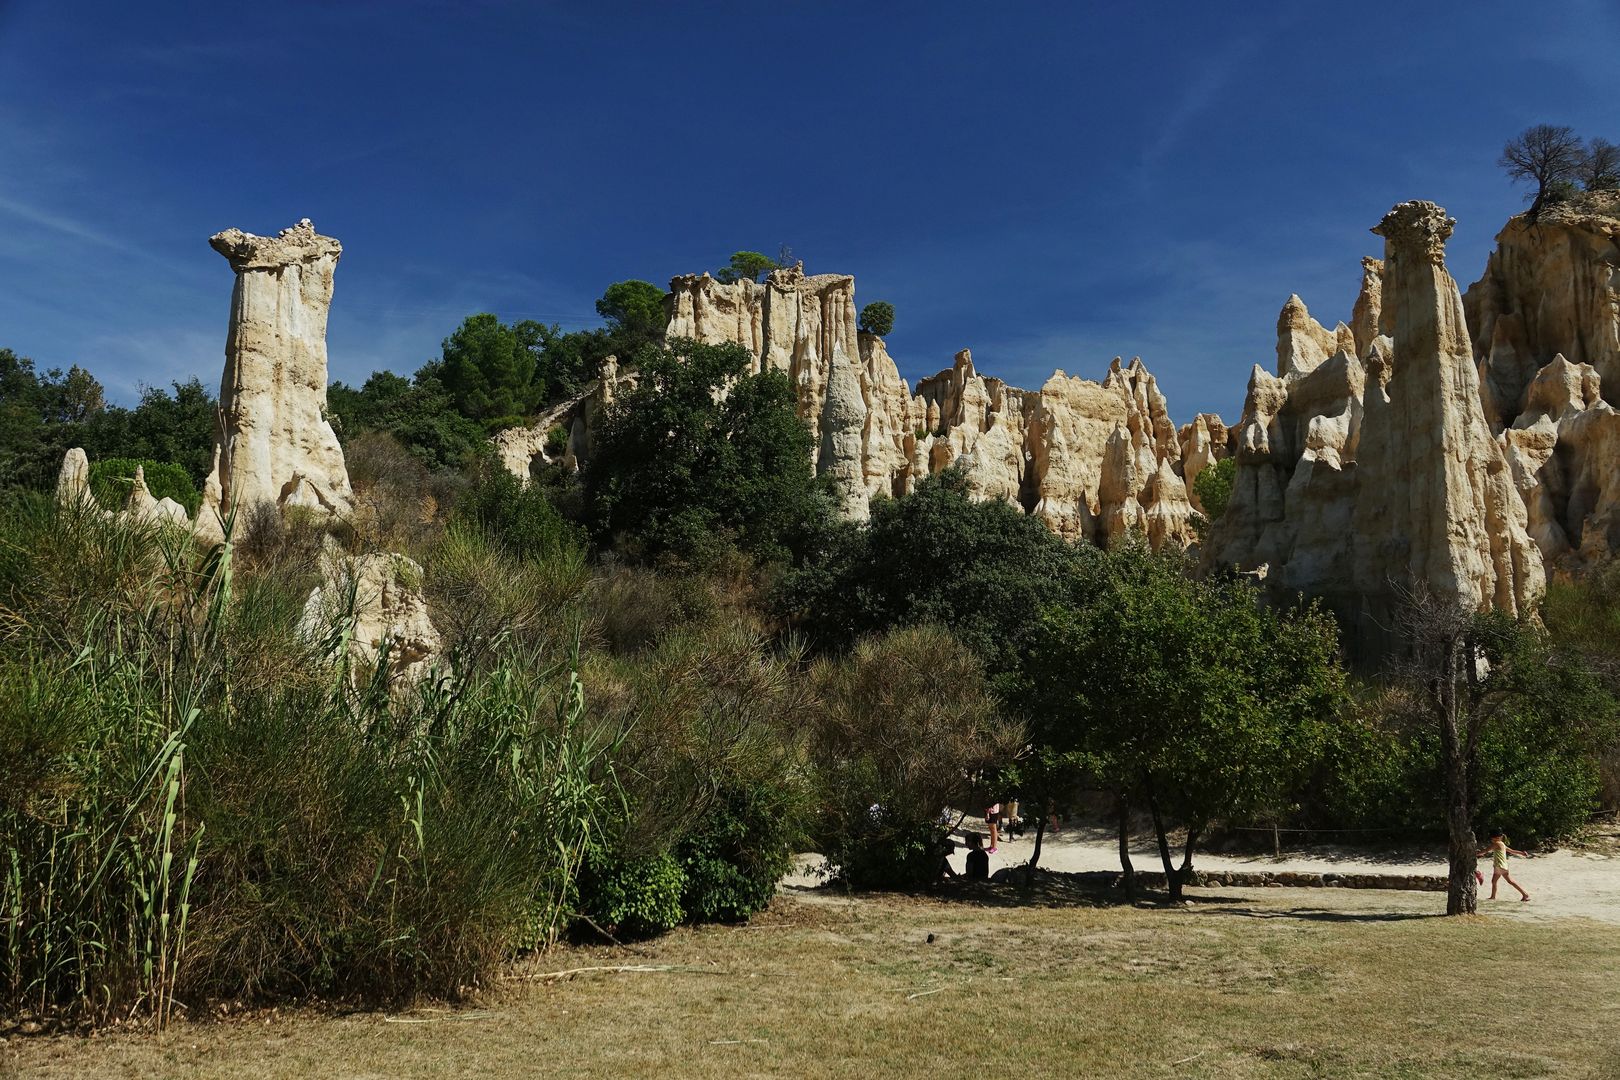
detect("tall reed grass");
top-left (0, 496), bottom-right (617, 1025)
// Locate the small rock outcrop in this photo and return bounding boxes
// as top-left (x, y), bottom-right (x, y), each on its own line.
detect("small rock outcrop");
top-left (300, 551), bottom-right (441, 687)
top-left (201, 220), bottom-right (353, 532)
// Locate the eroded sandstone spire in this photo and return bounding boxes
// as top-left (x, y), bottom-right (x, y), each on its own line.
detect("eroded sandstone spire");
top-left (201, 219), bottom-right (353, 527)
top-left (1355, 201), bottom-right (1543, 620)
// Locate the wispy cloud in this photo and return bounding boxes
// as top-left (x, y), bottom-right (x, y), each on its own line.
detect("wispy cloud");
top-left (1140, 31), bottom-right (1267, 172)
top-left (0, 192), bottom-right (134, 253)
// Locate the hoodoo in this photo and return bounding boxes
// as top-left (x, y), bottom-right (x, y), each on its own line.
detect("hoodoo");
top-left (201, 219), bottom-right (354, 531)
top-left (1354, 200), bottom-right (1543, 626)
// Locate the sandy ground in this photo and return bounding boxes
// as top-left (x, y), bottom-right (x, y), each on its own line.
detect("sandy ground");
top-left (796, 822), bottom-right (1620, 924)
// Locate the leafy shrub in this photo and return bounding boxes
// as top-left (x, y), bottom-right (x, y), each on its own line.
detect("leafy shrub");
top-left (1192, 456), bottom-right (1235, 523)
top-left (677, 780), bottom-right (802, 922)
top-left (809, 625), bottom-right (1021, 888)
top-left (545, 423), bottom-right (569, 456)
top-left (577, 851), bottom-right (686, 938)
top-left (858, 301), bottom-right (895, 337)
top-left (88, 456), bottom-right (199, 515)
top-left (454, 463), bottom-right (585, 563)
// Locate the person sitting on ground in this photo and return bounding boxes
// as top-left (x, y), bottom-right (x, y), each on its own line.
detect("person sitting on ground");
top-left (964, 832), bottom-right (990, 882)
top-left (936, 833), bottom-right (958, 881)
top-left (1476, 829), bottom-right (1532, 901)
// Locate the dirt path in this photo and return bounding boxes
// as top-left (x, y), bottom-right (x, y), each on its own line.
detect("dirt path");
top-left (907, 825), bottom-right (1620, 923)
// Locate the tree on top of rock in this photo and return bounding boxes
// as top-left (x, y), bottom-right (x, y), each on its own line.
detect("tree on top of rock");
top-left (1499, 124), bottom-right (1586, 211)
top-left (1578, 138), bottom-right (1620, 192)
top-left (715, 251), bottom-right (784, 285)
top-left (858, 301), bottom-right (895, 338)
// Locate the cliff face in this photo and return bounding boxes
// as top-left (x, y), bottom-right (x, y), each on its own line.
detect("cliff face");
top-left (1465, 191), bottom-right (1620, 426)
top-left (487, 194), bottom-right (1620, 635)
top-left (659, 268), bottom-right (1213, 540)
top-left (202, 219), bottom-right (353, 529)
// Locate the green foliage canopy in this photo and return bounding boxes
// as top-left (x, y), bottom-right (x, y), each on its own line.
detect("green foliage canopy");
top-left (858, 301), bottom-right (895, 338)
top-left (585, 338), bottom-right (826, 564)
top-left (777, 468), bottom-right (1094, 683)
top-left (1193, 456), bottom-right (1236, 522)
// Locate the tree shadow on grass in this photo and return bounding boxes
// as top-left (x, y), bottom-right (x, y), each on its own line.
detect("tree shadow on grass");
top-left (1192, 906), bottom-right (1445, 932)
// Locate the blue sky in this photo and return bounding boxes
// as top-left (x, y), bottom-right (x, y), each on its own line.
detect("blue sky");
top-left (1, 1), bottom-right (1616, 423)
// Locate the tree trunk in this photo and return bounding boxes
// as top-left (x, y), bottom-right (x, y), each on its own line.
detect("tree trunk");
top-left (1179, 825), bottom-right (1200, 889)
top-left (1024, 814), bottom-right (1048, 889)
top-left (1437, 636), bottom-right (1480, 916)
top-left (1146, 783), bottom-right (1180, 901)
top-left (1443, 724), bottom-right (1479, 915)
top-left (1117, 794), bottom-right (1136, 904)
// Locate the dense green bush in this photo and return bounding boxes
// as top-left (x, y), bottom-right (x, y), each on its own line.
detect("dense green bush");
top-left (1192, 456), bottom-right (1235, 523)
top-left (778, 468), bottom-right (1094, 683)
top-left (88, 456), bottom-right (200, 514)
top-left (577, 851), bottom-right (687, 938)
top-left (809, 626), bottom-right (1021, 889)
top-left (585, 339), bottom-right (827, 566)
top-left (454, 463), bottom-right (586, 563)
top-left (677, 780), bottom-right (802, 922)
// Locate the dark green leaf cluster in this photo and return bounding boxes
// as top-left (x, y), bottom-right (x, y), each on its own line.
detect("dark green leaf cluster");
top-left (776, 467), bottom-right (1094, 683)
top-left (0, 349), bottom-right (216, 493)
top-left (1192, 455), bottom-right (1235, 522)
top-left (858, 300), bottom-right (895, 338)
top-left (585, 338), bottom-right (828, 565)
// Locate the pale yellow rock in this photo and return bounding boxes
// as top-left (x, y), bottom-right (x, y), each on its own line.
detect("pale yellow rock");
top-left (202, 220), bottom-right (353, 523)
top-left (1464, 191), bottom-right (1620, 420)
top-left (55, 448), bottom-right (93, 509)
top-left (120, 465), bottom-right (191, 531)
top-left (1356, 200), bottom-right (1543, 620)
top-left (1502, 354), bottom-right (1620, 572)
top-left (1350, 257), bottom-right (1385, 360)
top-left (300, 551), bottom-right (441, 687)
top-left (1277, 295), bottom-right (1340, 377)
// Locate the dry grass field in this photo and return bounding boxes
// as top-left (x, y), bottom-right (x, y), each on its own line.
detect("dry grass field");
top-left (7, 883), bottom-right (1620, 1079)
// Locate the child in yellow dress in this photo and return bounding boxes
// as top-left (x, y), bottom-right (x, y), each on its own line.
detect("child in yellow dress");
top-left (1476, 830), bottom-right (1531, 902)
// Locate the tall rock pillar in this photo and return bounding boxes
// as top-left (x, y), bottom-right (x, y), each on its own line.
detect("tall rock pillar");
top-left (1354, 202), bottom-right (1543, 630)
top-left (202, 219), bottom-right (353, 523)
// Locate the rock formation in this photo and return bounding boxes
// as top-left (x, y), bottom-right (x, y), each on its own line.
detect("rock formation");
top-left (1465, 191), bottom-right (1620, 427)
top-left (1355, 201), bottom-right (1542, 621)
top-left (1206, 201), bottom-right (1545, 641)
top-left (201, 219), bottom-right (353, 531)
top-left (648, 268), bottom-right (1215, 544)
top-left (300, 551), bottom-right (441, 687)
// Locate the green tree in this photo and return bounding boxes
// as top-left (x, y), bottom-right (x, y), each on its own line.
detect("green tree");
top-left (1021, 543), bottom-right (1344, 900)
top-left (1399, 598), bottom-right (1618, 914)
top-left (715, 251), bottom-right (782, 285)
top-left (437, 314), bottom-right (545, 428)
top-left (585, 338), bottom-right (826, 564)
top-left (1192, 456), bottom-right (1236, 522)
top-left (858, 301), bottom-right (895, 338)
top-left (809, 625), bottom-right (1023, 888)
top-left (328, 366), bottom-right (485, 472)
top-left (776, 468), bottom-right (1094, 683)
top-left (595, 281), bottom-right (667, 347)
